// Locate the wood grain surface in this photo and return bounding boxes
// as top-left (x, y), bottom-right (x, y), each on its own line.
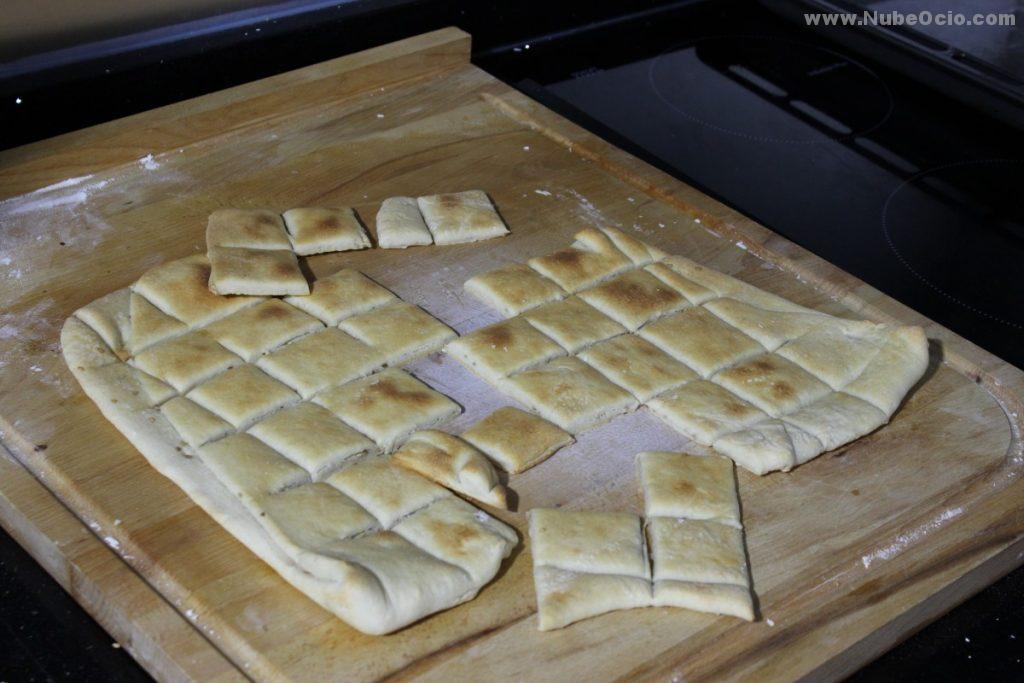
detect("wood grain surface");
top-left (1, 27), bottom-right (1022, 682)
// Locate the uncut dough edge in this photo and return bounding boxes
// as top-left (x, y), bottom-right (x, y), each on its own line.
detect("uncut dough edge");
top-left (60, 295), bottom-right (503, 636)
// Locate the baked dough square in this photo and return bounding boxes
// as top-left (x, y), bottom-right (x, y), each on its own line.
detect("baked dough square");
top-left (249, 401), bottom-right (377, 479)
top-left (258, 483), bottom-right (378, 554)
top-left (712, 419), bottom-right (821, 474)
top-left (417, 190), bottom-right (509, 245)
top-left (579, 334), bottom-right (697, 402)
top-left (205, 299), bottom-right (323, 361)
top-left (375, 196), bottom-right (433, 249)
top-left (636, 451), bottom-right (740, 526)
top-left (445, 317), bottom-right (565, 383)
top-left (529, 509), bottom-right (652, 631)
top-left (659, 255), bottom-right (809, 313)
top-left (574, 227), bottom-right (662, 266)
top-left (128, 292), bottom-right (187, 354)
top-left (461, 406), bottom-right (573, 473)
top-left (502, 357), bottom-right (638, 433)
top-left (578, 268), bottom-right (688, 331)
top-left (783, 392), bottom-right (887, 452)
top-left (639, 307), bottom-right (764, 377)
top-left (159, 396), bottom-right (233, 448)
top-left (326, 456), bottom-right (449, 527)
top-left (393, 497), bottom-right (517, 582)
top-left (703, 298), bottom-right (829, 351)
top-left (392, 430), bottom-right (508, 508)
top-left (645, 262), bottom-right (716, 305)
top-left (712, 353), bottom-right (831, 417)
top-left (208, 246), bottom-right (310, 297)
top-left (527, 246), bottom-right (632, 293)
top-left (464, 263), bottom-right (566, 317)
top-left (522, 296), bottom-right (626, 353)
top-left (187, 364), bottom-right (300, 429)
top-left (647, 380), bottom-right (769, 444)
top-left (206, 209), bottom-right (291, 249)
top-left (529, 508), bottom-right (649, 578)
top-left (339, 302), bottom-right (456, 365)
top-left (283, 207), bottom-right (371, 255)
top-left (284, 269), bottom-right (397, 325)
top-left (256, 328), bottom-right (384, 399)
top-left (314, 369), bottom-right (461, 452)
top-left (132, 255), bottom-right (259, 327)
top-left (647, 517), bottom-right (748, 586)
top-left (652, 581), bottom-right (755, 620)
top-left (74, 289), bottom-right (131, 355)
top-left (198, 433), bottom-right (310, 501)
top-left (131, 329), bottom-right (240, 392)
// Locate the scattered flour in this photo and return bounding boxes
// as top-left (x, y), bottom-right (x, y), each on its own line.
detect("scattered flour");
top-left (534, 189), bottom-right (552, 197)
top-left (138, 154), bottom-right (160, 170)
top-left (104, 536), bottom-right (120, 550)
top-left (861, 507), bottom-right (964, 569)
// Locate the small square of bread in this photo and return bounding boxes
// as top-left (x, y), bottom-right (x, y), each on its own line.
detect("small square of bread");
top-left (445, 317), bottom-right (565, 383)
top-left (527, 247), bottom-right (632, 293)
top-left (783, 392), bottom-right (887, 452)
top-left (326, 456), bottom-right (449, 527)
top-left (206, 209), bottom-right (291, 250)
top-left (636, 451), bottom-right (740, 526)
top-left (578, 334), bottom-right (697, 402)
top-left (392, 497), bottom-right (516, 582)
top-left (644, 263), bottom-right (716, 305)
top-left (647, 517), bottom-right (748, 586)
top-left (578, 269), bottom-right (688, 331)
top-left (128, 291), bottom-right (187, 354)
top-left (208, 246), bottom-right (309, 297)
top-left (647, 380), bottom-right (769, 444)
top-left (131, 329), bottom-right (240, 392)
top-left (258, 483), bottom-right (378, 554)
top-left (464, 263), bottom-right (566, 317)
top-left (712, 353), bottom-right (832, 417)
top-left (417, 190), bottom-right (509, 245)
top-left (574, 227), bottom-right (662, 266)
top-left (187, 364), bottom-right (300, 429)
top-left (392, 430), bottom-right (508, 508)
top-left (461, 407), bottom-right (573, 473)
top-left (284, 269), bottom-right (397, 325)
top-left (256, 328), bottom-right (384, 399)
top-left (703, 298), bottom-right (830, 351)
top-left (74, 289), bottom-right (131, 354)
top-left (501, 357), bottom-right (638, 433)
top-left (206, 299), bottom-right (323, 361)
top-left (712, 418), bottom-right (821, 474)
top-left (529, 508), bottom-right (649, 578)
top-left (198, 433), bottom-right (310, 500)
top-left (314, 369), bottom-right (461, 452)
top-left (249, 402), bottom-right (377, 479)
top-left (283, 207), bottom-right (371, 255)
top-left (132, 255), bottom-right (258, 327)
top-left (159, 396), bottom-right (232, 448)
top-left (339, 302), bottom-right (456, 365)
top-left (639, 307), bottom-right (764, 377)
top-left (522, 296), bottom-right (626, 353)
top-left (376, 196), bottom-right (433, 249)
top-left (532, 565), bottom-right (652, 631)
top-left (652, 579), bottom-right (754, 620)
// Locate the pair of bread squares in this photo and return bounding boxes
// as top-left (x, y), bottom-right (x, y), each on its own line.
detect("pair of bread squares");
top-left (530, 451), bottom-right (752, 631)
top-left (376, 190), bottom-right (508, 248)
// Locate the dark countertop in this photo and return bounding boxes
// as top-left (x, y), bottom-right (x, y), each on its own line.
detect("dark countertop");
top-left (1, 1), bottom-right (1021, 679)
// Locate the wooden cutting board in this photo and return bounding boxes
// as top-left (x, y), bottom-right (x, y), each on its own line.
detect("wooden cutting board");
top-left (1, 27), bottom-right (1022, 682)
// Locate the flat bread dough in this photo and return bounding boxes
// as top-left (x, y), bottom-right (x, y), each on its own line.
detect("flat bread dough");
top-left (578, 334), bottom-right (697, 402)
top-left (464, 263), bottom-right (566, 317)
top-left (283, 207), bottom-right (371, 255)
top-left (417, 190), bottom-right (509, 245)
top-left (205, 299), bottom-right (323, 362)
top-left (64, 264), bottom-right (515, 635)
top-left (528, 246), bottom-right (631, 293)
top-left (501, 357), bottom-right (638, 433)
top-left (392, 430), bottom-right (508, 508)
top-left (578, 268), bottom-right (687, 331)
top-left (256, 328), bottom-right (385, 399)
top-left (446, 317), bottom-right (565, 383)
top-left (461, 406), bottom-right (573, 473)
top-left (206, 209), bottom-right (291, 250)
top-left (522, 296), bottom-right (626, 353)
top-left (636, 451), bottom-right (740, 526)
top-left (314, 368), bottom-right (461, 452)
top-left (639, 307), bottom-right (765, 378)
top-left (376, 196), bottom-right (433, 249)
top-left (208, 246), bottom-right (309, 297)
top-left (340, 302), bottom-right (456, 365)
top-left (284, 269), bottom-right (397, 325)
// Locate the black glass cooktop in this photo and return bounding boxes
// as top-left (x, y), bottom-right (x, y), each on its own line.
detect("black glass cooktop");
top-left (479, 0), bottom-right (1024, 368)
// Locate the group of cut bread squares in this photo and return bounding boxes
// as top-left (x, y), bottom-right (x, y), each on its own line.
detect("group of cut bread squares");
top-left (65, 194), bottom-right (927, 636)
top-left (206, 189), bottom-right (509, 296)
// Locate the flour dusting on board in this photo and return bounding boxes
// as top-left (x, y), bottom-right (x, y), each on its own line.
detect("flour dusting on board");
top-left (860, 507), bottom-right (964, 569)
